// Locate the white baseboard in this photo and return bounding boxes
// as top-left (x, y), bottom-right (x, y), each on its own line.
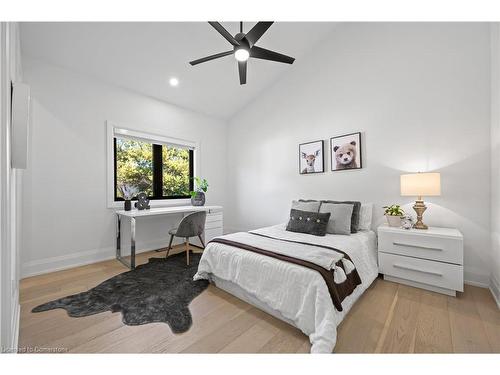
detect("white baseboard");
top-left (464, 279), bottom-right (490, 288)
top-left (11, 301), bottom-right (20, 353)
top-left (490, 276), bottom-right (500, 309)
top-left (464, 269), bottom-right (491, 288)
top-left (21, 237), bottom-right (193, 278)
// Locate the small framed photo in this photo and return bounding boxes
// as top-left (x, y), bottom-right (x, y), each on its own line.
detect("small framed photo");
top-left (330, 132), bottom-right (362, 171)
top-left (299, 140), bottom-right (324, 174)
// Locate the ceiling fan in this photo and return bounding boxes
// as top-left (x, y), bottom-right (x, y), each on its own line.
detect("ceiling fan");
top-left (189, 22), bottom-right (295, 85)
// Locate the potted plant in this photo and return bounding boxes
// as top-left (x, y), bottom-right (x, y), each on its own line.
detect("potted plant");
top-left (190, 177), bottom-right (209, 206)
top-left (119, 183), bottom-right (138, 211)
top-left (383, 204), bottom-right (405, 227)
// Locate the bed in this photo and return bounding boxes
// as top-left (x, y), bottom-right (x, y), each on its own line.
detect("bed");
top-left (194, 223), bottom-right (378, 353)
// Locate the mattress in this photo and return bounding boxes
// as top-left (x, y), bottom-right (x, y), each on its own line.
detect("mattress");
top-left (194, 224), bottom-right (378, 353)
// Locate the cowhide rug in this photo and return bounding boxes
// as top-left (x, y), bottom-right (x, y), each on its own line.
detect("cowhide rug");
top-left (32, 253), bottom-right (209, 333)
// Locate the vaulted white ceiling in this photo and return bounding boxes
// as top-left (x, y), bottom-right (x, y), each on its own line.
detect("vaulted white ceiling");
top-left (20, 22), bottom-right (336, 119)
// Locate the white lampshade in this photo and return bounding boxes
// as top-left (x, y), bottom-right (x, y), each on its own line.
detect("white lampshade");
top-left (400, 172), bottom-right (441, 197)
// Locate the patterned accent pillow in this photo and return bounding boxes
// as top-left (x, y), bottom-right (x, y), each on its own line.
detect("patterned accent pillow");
top-left (286, 209), bottom-right (331, 236)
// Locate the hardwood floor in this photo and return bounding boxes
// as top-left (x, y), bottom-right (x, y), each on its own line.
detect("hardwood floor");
top-left (18, 249), bottom-right (500, 353)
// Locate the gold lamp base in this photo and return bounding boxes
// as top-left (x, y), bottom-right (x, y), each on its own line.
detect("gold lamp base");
top-left (413, 198), bottom-right (428, 229)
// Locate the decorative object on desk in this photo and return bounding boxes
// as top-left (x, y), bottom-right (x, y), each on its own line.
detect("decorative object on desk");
top-left (330, 132), bottom-right (362, 171)
top-left (118, 183), bottom-right (138, 211)
top-left (134, 192), bottom-right (150, 210)
top-left (401, 215), bottom-right (414, 230)
top-left (124, 200), bottom-right (132, 211)
top-left (383, 204), bottom-right (405, 227)
top-left (190, 177), bottom-right (209, 206)
top-left (400, 172), bottom-right (441, 230)
top-left (32, 253), bottom-right (208, 333)
top-left (299, 140), bottom-right (324, 174)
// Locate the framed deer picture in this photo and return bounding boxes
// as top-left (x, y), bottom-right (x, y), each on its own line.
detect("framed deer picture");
top-left (299, 140), bottom-right (324, 174)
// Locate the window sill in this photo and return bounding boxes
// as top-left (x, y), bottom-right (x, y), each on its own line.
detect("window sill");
top-left (108, 198), bottom-right (191, 210)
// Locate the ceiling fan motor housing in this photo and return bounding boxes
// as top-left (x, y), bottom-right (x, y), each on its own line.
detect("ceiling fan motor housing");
top-left (189, 22), bottom-right (295, 85)
top-left (234, 34), bottom-right (250, 54)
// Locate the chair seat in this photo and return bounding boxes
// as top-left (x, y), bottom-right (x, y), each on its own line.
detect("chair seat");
top-left (165, 211), bottom-right (207, 265)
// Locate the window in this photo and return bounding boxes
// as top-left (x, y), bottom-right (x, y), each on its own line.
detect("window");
top-left (113, 136), bottom-right (194, 201)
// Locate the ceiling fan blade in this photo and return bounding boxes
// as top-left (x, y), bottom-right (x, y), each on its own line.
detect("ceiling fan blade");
top-left (250, 46), bottom-right (295, 64)
top-left (245, 22), bottom-right (274, 46)
top-left (189, 50), bottom-right (234, 65)
top-left (208, 22), bottom-right (241, 46)
top-left (238, 60), bottom-right (247, 85)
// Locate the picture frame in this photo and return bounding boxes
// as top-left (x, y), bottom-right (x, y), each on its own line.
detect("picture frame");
top-left (299, 140), bottom-right (325, 174)
top-left (330, 132), bottom-right (362, 171)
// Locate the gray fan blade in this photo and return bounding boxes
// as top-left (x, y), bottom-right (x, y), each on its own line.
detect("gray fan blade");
top-left (245, 22), bottom-right (273, 46)
top-left (190, 50), bottom-right (234, 65)
top-left (208, 22), bottom-right (240, 46)
top-left (250, 46), bottom-right (295, 64)
top-left (238, 60), bottom-right (247, 85)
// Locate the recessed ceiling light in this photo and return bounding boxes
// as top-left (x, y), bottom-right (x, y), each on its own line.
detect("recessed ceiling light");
top-left (169, 77), bottom-right (179, 87)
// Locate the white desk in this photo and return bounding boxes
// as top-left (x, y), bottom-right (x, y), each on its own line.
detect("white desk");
top-left (116, 205), bottom-right (223, 269)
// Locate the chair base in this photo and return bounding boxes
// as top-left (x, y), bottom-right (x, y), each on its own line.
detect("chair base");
top-left (165, 235), bottom-right (205, 266)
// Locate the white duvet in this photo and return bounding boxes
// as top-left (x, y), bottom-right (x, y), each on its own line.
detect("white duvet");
top-left (194, 224), bottom-right (378, 353)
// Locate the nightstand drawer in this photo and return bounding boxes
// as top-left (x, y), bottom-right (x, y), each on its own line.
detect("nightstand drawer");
top-left (378, 230), bottom-right (463, 265)
top-left (379, 252), bottom-right (464, 292)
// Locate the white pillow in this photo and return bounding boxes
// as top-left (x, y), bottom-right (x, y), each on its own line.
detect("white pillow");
top-left (358, 203), bottom-right (373, 231)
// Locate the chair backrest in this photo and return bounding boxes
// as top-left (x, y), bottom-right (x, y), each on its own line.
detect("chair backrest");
top-left (175, 211), bottom-right (207, 238)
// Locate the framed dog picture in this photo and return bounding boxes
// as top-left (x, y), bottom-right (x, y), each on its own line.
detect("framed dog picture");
top-left (330, 132), bottom-right (362, 171)
top-left (299, 140), bottom-right (324, 174)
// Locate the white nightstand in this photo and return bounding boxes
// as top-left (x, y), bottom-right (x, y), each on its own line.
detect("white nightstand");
top-left (378, 224), bottom-right (464, 296)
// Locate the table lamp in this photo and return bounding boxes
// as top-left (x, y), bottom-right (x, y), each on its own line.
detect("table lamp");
top-left (400, 172), bottom-right (441, 229)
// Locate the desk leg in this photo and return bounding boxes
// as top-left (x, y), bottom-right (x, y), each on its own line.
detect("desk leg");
top-left (116, 214), bottom-right (134, 270)
top-left (116, 214), bottom-right (121, 259)
top-left (130, 217), bottom-right (136, 269)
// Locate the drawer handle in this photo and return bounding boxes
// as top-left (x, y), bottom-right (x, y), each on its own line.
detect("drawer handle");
top-left (393, 263), bottom-right (443, 276)
top-left (393, 242), bottom-right (443, 251)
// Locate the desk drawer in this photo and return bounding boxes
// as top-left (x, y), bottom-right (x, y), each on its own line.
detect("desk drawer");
top-left (205, 219), bottom-right (223, 230)
top-left (206, 213), bottom-right (223, 223)
top-left (379, 252), bottom-right (463, 291)
top-left (378, 231), bottom-right (463, 265)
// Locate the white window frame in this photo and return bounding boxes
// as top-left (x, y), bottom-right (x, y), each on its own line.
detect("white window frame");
top-left (106, 121), bottom-right (200, 209)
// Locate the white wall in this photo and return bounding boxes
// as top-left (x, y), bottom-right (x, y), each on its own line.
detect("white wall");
top-left (21, 57), bottom-right (228, 277)
top-left (490, 24), bottom-right (500, 306)
top-left (227, 23), bottom-right (492, 286)
top-left (0, 22), bottom-right (22, 352)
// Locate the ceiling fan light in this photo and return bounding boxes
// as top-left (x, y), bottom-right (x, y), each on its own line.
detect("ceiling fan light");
top-left (234, 48), bottom-right (250, 62)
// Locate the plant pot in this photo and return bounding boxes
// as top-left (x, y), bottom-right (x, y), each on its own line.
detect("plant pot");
top-left (191, 192), bottom-right (205, 206)
top-left (386, 214), bottom-right (403, 227)
top-left (124, 199), bottom-right (132, 211)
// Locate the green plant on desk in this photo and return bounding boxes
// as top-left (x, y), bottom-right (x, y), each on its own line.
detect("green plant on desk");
top-left (190, 177), bottom-right (209, 198)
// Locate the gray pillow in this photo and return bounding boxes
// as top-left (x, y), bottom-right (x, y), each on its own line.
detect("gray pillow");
top-left (320, 200), bottom-right (361, 233)
top-left (286, 209), bottom-right (330, 236)
top-left (291, 200), bottom-right (321, 213)
top-left (319, 203), bottom-right (354, 235)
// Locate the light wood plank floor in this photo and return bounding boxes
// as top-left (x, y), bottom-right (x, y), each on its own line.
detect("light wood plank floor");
top-left (18, 249), bottom-right (500, 353)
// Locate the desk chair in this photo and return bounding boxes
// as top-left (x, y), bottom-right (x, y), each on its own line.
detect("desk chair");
top-left (166, 211), bottom-right (207, 265)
